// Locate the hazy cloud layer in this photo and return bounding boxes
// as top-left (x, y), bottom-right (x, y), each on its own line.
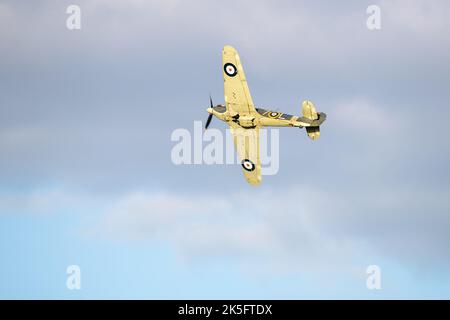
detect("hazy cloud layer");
top-left (97, 183), bottom-right (450, 274)
top-left (1, 0), bottom-right (450, 295)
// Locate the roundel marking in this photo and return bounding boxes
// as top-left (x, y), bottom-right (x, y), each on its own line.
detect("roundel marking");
top-left (224, 63), bottom-right (238, 77)
top-left (241, 159), bottom-right (256, 172)
top-left (268, 111), bottom-right (280, 118)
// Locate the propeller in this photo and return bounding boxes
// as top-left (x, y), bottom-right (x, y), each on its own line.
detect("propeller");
top-left (205, 95), bottom-right (214, 130)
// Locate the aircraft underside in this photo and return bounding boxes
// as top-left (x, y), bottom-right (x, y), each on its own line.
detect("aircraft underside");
top-left (203, 45), bottom-right (327, 185)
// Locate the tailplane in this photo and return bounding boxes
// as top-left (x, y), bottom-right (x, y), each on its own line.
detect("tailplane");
top-left (306, 126), bottom-right (320, 140)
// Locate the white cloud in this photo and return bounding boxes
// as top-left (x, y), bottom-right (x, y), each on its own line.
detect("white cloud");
top-left (94, 184), bottom-right (450, 274)
top-left (2, 0), bottom-right (449, 69)
top-left (1, 179), bottom-right (449, 277)
top-left (96, 188), bottom-right (357, 274)
top-left (0, 189), bottom-right (86, 215)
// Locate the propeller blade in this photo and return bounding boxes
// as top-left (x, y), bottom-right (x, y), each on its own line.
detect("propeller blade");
top-left (205, 113), bottom-right (213, 130)
top-left (205, 95), bottom-right (214, 130)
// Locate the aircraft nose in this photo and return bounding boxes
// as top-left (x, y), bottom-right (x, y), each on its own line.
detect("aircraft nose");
top-left (206, 107), bottom-right (213, 114)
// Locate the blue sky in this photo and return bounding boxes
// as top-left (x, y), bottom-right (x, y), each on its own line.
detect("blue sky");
top-left (1, 0), bottom-right (450, 299)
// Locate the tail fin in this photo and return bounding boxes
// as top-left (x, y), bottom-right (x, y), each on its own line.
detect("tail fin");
top-left (302, 100), bottom-right (320, 140)
top-left (302, 100), bottom-right (318, 120)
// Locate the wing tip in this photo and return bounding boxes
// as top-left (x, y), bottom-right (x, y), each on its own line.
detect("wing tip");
top-left (223, 45), bottom-right (237, 53)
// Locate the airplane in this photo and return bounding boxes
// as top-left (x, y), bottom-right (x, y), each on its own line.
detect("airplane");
top-left (205, 45), bottom-right (326, 186)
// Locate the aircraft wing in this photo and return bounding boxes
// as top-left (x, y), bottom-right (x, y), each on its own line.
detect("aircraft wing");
top-left (223, 45), bottom-right (257, 116)
top-left (228, 122), bottom-right (261, 186)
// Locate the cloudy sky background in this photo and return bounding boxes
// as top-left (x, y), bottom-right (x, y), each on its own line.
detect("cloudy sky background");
top-left (1, 0), bottom-right (450, 298)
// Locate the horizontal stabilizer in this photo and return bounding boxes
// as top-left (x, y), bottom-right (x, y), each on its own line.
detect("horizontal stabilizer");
top-left (306, 126), bottom-right (320, 140)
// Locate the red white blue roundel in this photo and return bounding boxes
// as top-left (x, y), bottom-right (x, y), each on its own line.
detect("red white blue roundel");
top-left (241, 159), bottom-right (255, 172)
top-left (268, 111), bottom-right (280, 118)
top-left (224, 63), bottom-right (238, 77)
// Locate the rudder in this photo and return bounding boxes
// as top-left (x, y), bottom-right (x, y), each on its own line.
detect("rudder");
top-left (302, 100), bottom-right (318, 120)
top-left (302, 100), bottom-right (320, 140)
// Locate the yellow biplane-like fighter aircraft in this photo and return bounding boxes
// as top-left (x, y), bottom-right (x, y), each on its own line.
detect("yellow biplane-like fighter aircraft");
top-left (205, 45), bottom-right (326, 186)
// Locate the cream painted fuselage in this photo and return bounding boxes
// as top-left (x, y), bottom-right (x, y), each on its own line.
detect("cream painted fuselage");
top-left (207, 104), bottom-right (326, 130)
